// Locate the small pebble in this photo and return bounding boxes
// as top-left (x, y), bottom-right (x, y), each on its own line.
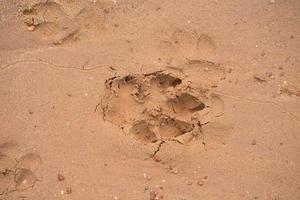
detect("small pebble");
top-left (153, 155), bottom-right (161, 162)
top-left (28, 25), bottom-right (35, 31)
top-left (58, 174), bottom-right (65, 181)
top-left (66, 187), bottom-right (72, 194)
top-left (103, 8), bottom-right (109, 13)
top-left (150, 190), bottom-right (158, 200)
top-left (251, 139), bottom-right (257, 145)
top-left (172, 169), bottom-right (178, 174)
top-left (144, 186), bottom-right (149, 192)
top-left (186, 181), bottom-right (192, 186)
top-left (168, 166), bottom-right (178, 174)
top-left (226, 68), bottom-right (233, 73)
top-left (197, 180), bottom-right (204, 186)
top-left (143, 173), bottom-right (151, 180)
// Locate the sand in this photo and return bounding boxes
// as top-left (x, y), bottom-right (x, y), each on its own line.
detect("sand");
top-left (0, 0), bottom-right (300, 199)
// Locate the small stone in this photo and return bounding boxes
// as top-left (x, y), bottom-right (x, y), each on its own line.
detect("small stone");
top-left (103, 8), bottom-right (109, 14)
top-left (203, 176), bottom-right (208, 180)
top-left (143, 173), bottom-right (151, 180)
top-left (226, 68), bottom-right (233, 73)
top-left (28, 25), bottom-right (35, 31)
top-left (150, 190), bottom-right (158, 200)
top-left (66, 187), bottom-right (72, 194)
top-left (186, 181), bottom-right (192, 185)
top-left (197, 180), bottom-right (204, 186)
top-left (169, 166), bottom-right (178, 174)
top-left (251, 139), bottom-right (257, 145)
top-left (276, 89), bottom-right (282, 95)
top-left (144, 186), bottom-right (149, 192)
top-left (153, 155), bottom-right (161, 162)
top-left (58, 174), bottom-right (65, 181)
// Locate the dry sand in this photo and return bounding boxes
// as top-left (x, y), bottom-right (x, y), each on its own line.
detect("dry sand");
top-left (0, 0), bottom-right (300, 199)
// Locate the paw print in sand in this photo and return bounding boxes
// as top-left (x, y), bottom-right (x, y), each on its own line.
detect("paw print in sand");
top-left (101, 67), bottom-right (224, 144)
